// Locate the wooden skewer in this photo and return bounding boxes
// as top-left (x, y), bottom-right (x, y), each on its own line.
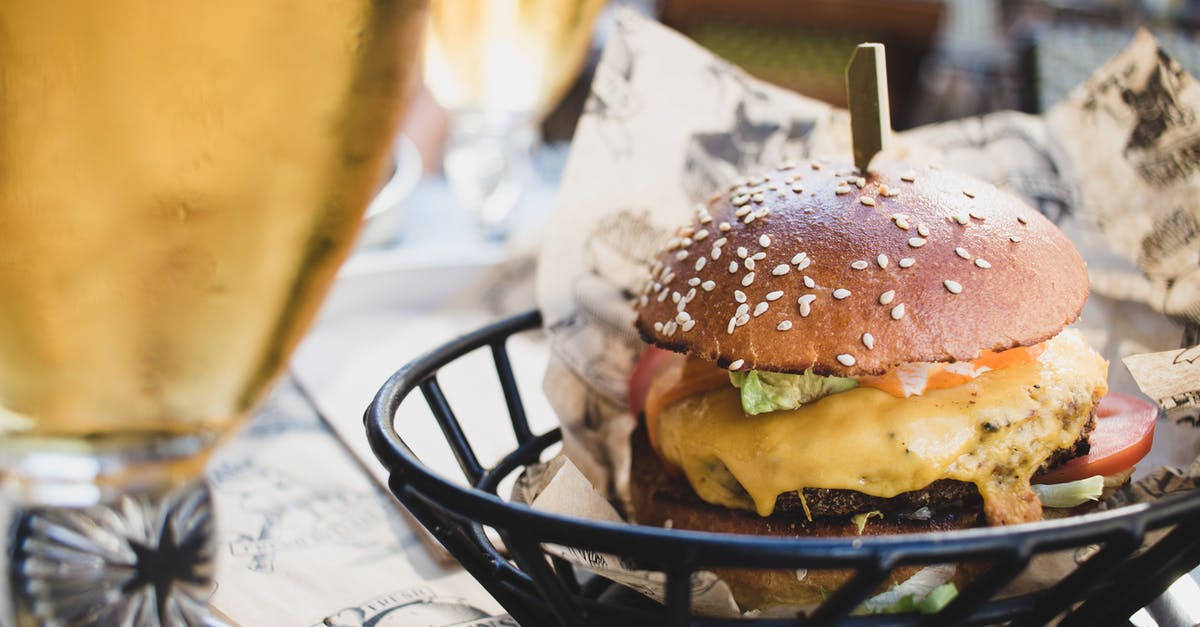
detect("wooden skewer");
top-left (845, 43), bottom-right (892, 172)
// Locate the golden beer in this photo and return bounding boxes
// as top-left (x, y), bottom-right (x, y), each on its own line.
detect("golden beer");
top-left (424, 0), bottom-right (606, 115)
top-left (0, 1), bottom-right (424, 447)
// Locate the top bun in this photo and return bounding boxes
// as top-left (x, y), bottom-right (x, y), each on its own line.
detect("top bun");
top-left (633, 160), bottom-right (1088, 376)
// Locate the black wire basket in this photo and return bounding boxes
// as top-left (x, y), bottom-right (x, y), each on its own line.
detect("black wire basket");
top-left (365, 310), bottom-right (1200, 626)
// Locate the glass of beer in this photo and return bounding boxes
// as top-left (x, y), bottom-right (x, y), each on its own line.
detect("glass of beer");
top-left (424, 0), bottom-right (606, 239)
top-left (0, 1), bottom-right (426, 623)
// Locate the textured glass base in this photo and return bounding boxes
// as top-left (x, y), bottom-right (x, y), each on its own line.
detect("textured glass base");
top-left (8, 479), bottom-right (227, 626)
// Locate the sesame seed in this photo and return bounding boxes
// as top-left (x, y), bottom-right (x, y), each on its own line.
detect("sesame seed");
top-left (796, 256), bottom-right (812, 270)
top-left (675, 250), bottom-right (689, 260)
top-left (743, 213), bottom-right (756, 224)
top-left (702, 280), bottom-right (716, 291)
top-left (711, 247), bottom-right (722, 260)
top-left (729, 261), bottom-right (738, 273)
top-left (851, 260), bottom-right (869, 270)
top-left (759, 234), bottom-right (771, 247)
top-left (885, 188), bottom-right (900, 198)
top-left (1010, 235), bottom-right (1022, 243)
top-left (855, 177), bottom-right (867, 188)
top-left (671, 292), bottom-right (681, 303)
top-left (917, 224), bottom-right (930, 237)
top-left (955, 247), bottom-right (970, 259)
top-left (735, 206), bottom-right (751, 218)
top-left (963, 190), bottom-right (975, 199)
top-left (657, 288), bottom-right (669, 302)
top-left (736, 303), bottom-right (750, 317)
top-left (895, 218), bottom-right (911, 230)
top-left (745, 258), bottom-right (756, 271)
top-left (736, 313), bottom-right (750, 326)
top-left (833, 288), bottom-right (851, 300)
top-left (695, 257), bottom-right (707, 271)
top-left (1017, 215), bottom-right (1028, 225)
top-left (898, 257), bottom-right (915, 268)
top-left (877, 254), bottom-right (889, 268)
top-left (727, 317), bottom-right (737, 334)
top-left (860, 196), bottom-right (876, 207)
top-left (900, 172), bottom-right (916, 182)
top-left (862, 333), bottom-right (875, 350)
top-left (772, 264), bottom-right (790, 276)
top-left (798, 294), bottom-right (816, 317)
top-left (891, 303), bottom-right (905, 319)
top-left (729, 359), bottom-right (745, 370)
top-left (742, 272), bottom-right (756, 287)
top-left (734, 290), bottom-right (746, 303)
top-left (753, 302), bottom-right (769, 317)
top-left (681, 237), bottom-right (693, 247)
top-left (684, 288), bottom-right (696, 302)
top-left (878, 184), bottom-right (890, 196)
top-left (835, 186), bottom-right (851, 195)
top-left (791, 252), bottom-right (808, 265)
top-left (803, 275), bottom-right (815, 288)
top-left (688, 277), bottom-right (701, 286)
top-left (676, 311), bottom-right (691, 324)
top-left (944, 280), bottom-right (963, 294)
top-left (752, 192), bottom-right (765, 203)
top-left (755, 208), bottom-right (770, 218)
top-left (811, 160), bottom-right (822, 170)
top-left (779, 159), bottom-right (796, 170)
top-left (699, 214), bottom-right (712, 224)
top-left (908, 237), bottom-right (927, 248)
top-left (662, 270), bottom-right (675, 283)
top-left (974, 258), bottom-right (991, 269)
top-left (719, 222), bottom-right (732, 232)
top-left (682, 319), bottom-right (696, 332)
top-left (837, 354), bottom-right (857, 366)
top-left (694, 229), bottom-right (709, 241)
top-left (777, 320), bottom-right (793, 331)
top-left (654, 321), bottom-right (663, 332)
top-left (714, 237), bottom-right (728, 247)
top-left (879, 290), bottom-right (895, 305)
top-left (953, 212), bottom-right (970, 225)
top-left (766, 290), bottom-right (784, 301)
top-left (791, 183), bottom-right (804, 193)
top-left (970, 210), bottom-right (986, 220)
top-left (749, 252), bottom-right (764, 261)
top-left (664, 321), bottom-right (677, 336)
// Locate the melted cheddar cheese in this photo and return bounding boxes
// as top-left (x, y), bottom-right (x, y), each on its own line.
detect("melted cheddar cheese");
top-left (652, 330), bottom-right (1108, 525)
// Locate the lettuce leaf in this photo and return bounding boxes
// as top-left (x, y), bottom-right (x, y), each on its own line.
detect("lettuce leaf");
top-left (728, 368), bottom-right (858, 415)
top-left (855, 564), bottom-right (958, 615)
top-left (1032, 475), bottom-right (1105, 508)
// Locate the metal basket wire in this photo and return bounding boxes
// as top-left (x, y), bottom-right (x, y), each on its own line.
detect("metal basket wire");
top-left (364, 309), bottom-right (1200, 626)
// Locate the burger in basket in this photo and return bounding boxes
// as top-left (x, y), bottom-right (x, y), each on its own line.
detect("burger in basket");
top-left (628, 159), bottom-right (1157, 610)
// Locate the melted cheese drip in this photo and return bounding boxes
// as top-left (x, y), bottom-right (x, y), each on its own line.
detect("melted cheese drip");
top-left (653, 330), bottom-right (1108, 524)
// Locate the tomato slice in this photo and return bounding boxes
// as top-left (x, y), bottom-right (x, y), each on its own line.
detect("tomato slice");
top-left (629, 346), bottom-right (729, 457)
top-left (628, 346), bottom-right (675, 417)
top-left (1034, 392), bottom-right (1158, 484)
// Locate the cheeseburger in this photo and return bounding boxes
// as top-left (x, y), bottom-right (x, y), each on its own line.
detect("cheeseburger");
top-left (628, 159), bottom-right (1140, 609)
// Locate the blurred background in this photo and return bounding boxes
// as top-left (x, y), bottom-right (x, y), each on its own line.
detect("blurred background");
top-left (354, 0), bottom-right (1200, 297)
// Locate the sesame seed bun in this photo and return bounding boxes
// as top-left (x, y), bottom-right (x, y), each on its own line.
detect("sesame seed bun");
top-left (634, 160), bottom-right (1088, 376)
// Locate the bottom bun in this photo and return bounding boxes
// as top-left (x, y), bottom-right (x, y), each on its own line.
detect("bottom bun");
top-left (628, 425), bottom-right (982, 611)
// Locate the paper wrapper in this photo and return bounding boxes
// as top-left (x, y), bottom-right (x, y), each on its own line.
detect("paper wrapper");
top-left (533, 10), bottom-right (1200, 615)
